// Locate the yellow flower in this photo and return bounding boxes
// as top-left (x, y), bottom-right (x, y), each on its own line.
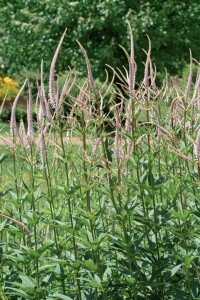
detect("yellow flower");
top-left (0, 76), bottom-right (19, 100)
top-left (4, 76), bottom-right (16, 86)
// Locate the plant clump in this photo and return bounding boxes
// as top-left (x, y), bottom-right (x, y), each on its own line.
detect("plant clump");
top-left (0, 25), bottom-right (200, 300)
top-left (0, 75), bottom-right (19, 101)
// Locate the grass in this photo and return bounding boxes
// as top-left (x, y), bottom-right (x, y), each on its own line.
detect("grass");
top-left (0, 27), bottom-right (200, 300)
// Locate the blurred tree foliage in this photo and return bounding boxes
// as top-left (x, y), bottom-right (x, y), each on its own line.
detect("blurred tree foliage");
top-left (0, 0), bottom-right (199, 84)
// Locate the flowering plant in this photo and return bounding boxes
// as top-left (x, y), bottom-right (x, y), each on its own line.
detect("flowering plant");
top-left (0, 75), bottom-right (19, 100)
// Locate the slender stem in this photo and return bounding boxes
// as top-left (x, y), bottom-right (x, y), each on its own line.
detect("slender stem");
top-left (29, 145), bottom-right (40, 299)
top-left (59, 119), bottom-right (82, 300)
top-left (117, 158), bottom-right (148, 300)
top-left (41, 131), bottom-right (66, 295)
top-left (11, 134), bottom-right (26, 248)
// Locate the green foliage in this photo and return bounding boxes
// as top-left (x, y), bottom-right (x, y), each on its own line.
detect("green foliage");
top-left (128, 1), bottom-right (200, 76)
top-left (0, 106), bottom-right (35, 123)
top-left (0, 76), bottom-right (19, 100)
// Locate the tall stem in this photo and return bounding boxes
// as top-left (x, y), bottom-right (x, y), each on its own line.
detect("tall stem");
top-left (59, 119), bottom-right (82, 300)
top-left (42, 132), bottom-right (66, 295)
top-left (29, 145), bottom-right (40, 299)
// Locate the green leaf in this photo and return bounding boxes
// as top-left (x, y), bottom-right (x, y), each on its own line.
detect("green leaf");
top-left (46, 258), bottom-right (67, 265)
top-left (25, 248), bottom-right (40, 258)
top-left (0, 153), bottom-right (8, 164)
top-left (155, 175), bottom-right (168, 186)
top-left (0, 189), bottom-right (11, 197)
top-left (126, 277), bottom-right (136, 284)
top-left (42, 273), bottom-right (52, 284)
top-left (19, 275), bottom-right (36, 288)
top-left (50, 293), bottom-right (73, 300)
top-left (82, 260), bottom-right (96, 271)
top-left (0, 220), bottom-right (6, 232)
top-left (148, 170), bottom-right (155, 187)
top-left (82, 274), bottom-right (102, 289)
top-left (6, 287), bottom-right (29, 298)
top-left (184, 255), bottom-right (193, 267)
top-left (164, 264), bottom-right (182, 281)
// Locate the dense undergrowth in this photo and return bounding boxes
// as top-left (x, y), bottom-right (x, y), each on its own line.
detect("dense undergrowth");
top-left (0, 25), bottom-right (200, 300)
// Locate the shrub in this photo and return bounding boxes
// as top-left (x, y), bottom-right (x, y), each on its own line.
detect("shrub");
top-left (0, 75), bottom-right (19, 100)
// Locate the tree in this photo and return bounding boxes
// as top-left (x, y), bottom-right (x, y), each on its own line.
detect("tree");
top-left (128, 0), bottom-right (200, 80)
top-left (0, 0), bottom-right (199, 84)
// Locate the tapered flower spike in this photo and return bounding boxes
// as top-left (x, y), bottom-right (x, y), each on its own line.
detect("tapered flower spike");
top-left (77, 40), bottom-right (95, 91)
top-left (0, 90), bottom-right (8, 115)
top-left (116, 64), bottom-right (129, 84)
top-left (114, 109), bottom-right (123, 160)
top-left (92, 134), bottom-right (103, 157)
top-left (74, 80), bottom-right (92, 120)
top-left (41, 60), bottom-right (52, 120)
top-left (156, 123), bottom-right (173, 140)
top-left (197, 90), bottom-right (200, 113)
top-left (143, 35), bottom-right (151, 90)
top-left (128, 21), bottom-right (136, 94)
top-left (10, 78), bottom-right (27, 134)
top-left (39, 131), bottom-right (46, 165)
top-left (0, 212), bottom-right (31, 237)
top-left (44, 98), bottom-right (52, 120)
top-left (125, 100), bottom-right (132, 132)
top-left (58, 69), bottom-right (71, 110)
top-left (192, 62), bottom-right (200, 105)
top-left (102, 69), bottom-right (115, 101)
top-left (150, 60), bottom-right (157, 90)
top-left (106, 64), bottom-right (128, 87)
top-left (49, 28), bottom-right (67, 109)
top-left (118, 44), bottom-right (136, 95)
top-left (19, 119), bottom-right (28, 148)
top-left (27, 80), bottom-right (34, 142)
top-left (194, 129), bottom-right (200, 160)
top-left (169, 146), bottom-right (191, 161)
top-left (185, 49), bottom-right (193, 102)
top-left (36, 79), bottom-right (46, 121)
top-left (59, 68), bottom-right (77, 112)
top-left (169, 97), bottom-right (183, 127)
top-left (128, 22), bottom-right (134, 66)
top-left (126, 139), bottom-right (134, 157)
top-left (45, 225), bottom-right (50, 241)
top-left (39, 89), bottom-right (46, 121)
top-left (152, 107), bottom-right (161, 140)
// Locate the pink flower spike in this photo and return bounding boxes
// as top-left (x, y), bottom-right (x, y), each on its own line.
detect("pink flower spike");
top-left (10, 79), bottom-right (27, 134)
top-left (49, 29), bottom-right (67, 109)
top-left (27, 80), bottom-right (34, 141)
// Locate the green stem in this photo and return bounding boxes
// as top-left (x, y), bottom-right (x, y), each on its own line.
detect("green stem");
top-left (59, 119), bottom-right (82, 300)
top-left (29, 146), bottom-right (40, 299)
top-left (41, 132), bottom-right (66, 295)
top-left (117, 158), bottom-right (148, 300)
